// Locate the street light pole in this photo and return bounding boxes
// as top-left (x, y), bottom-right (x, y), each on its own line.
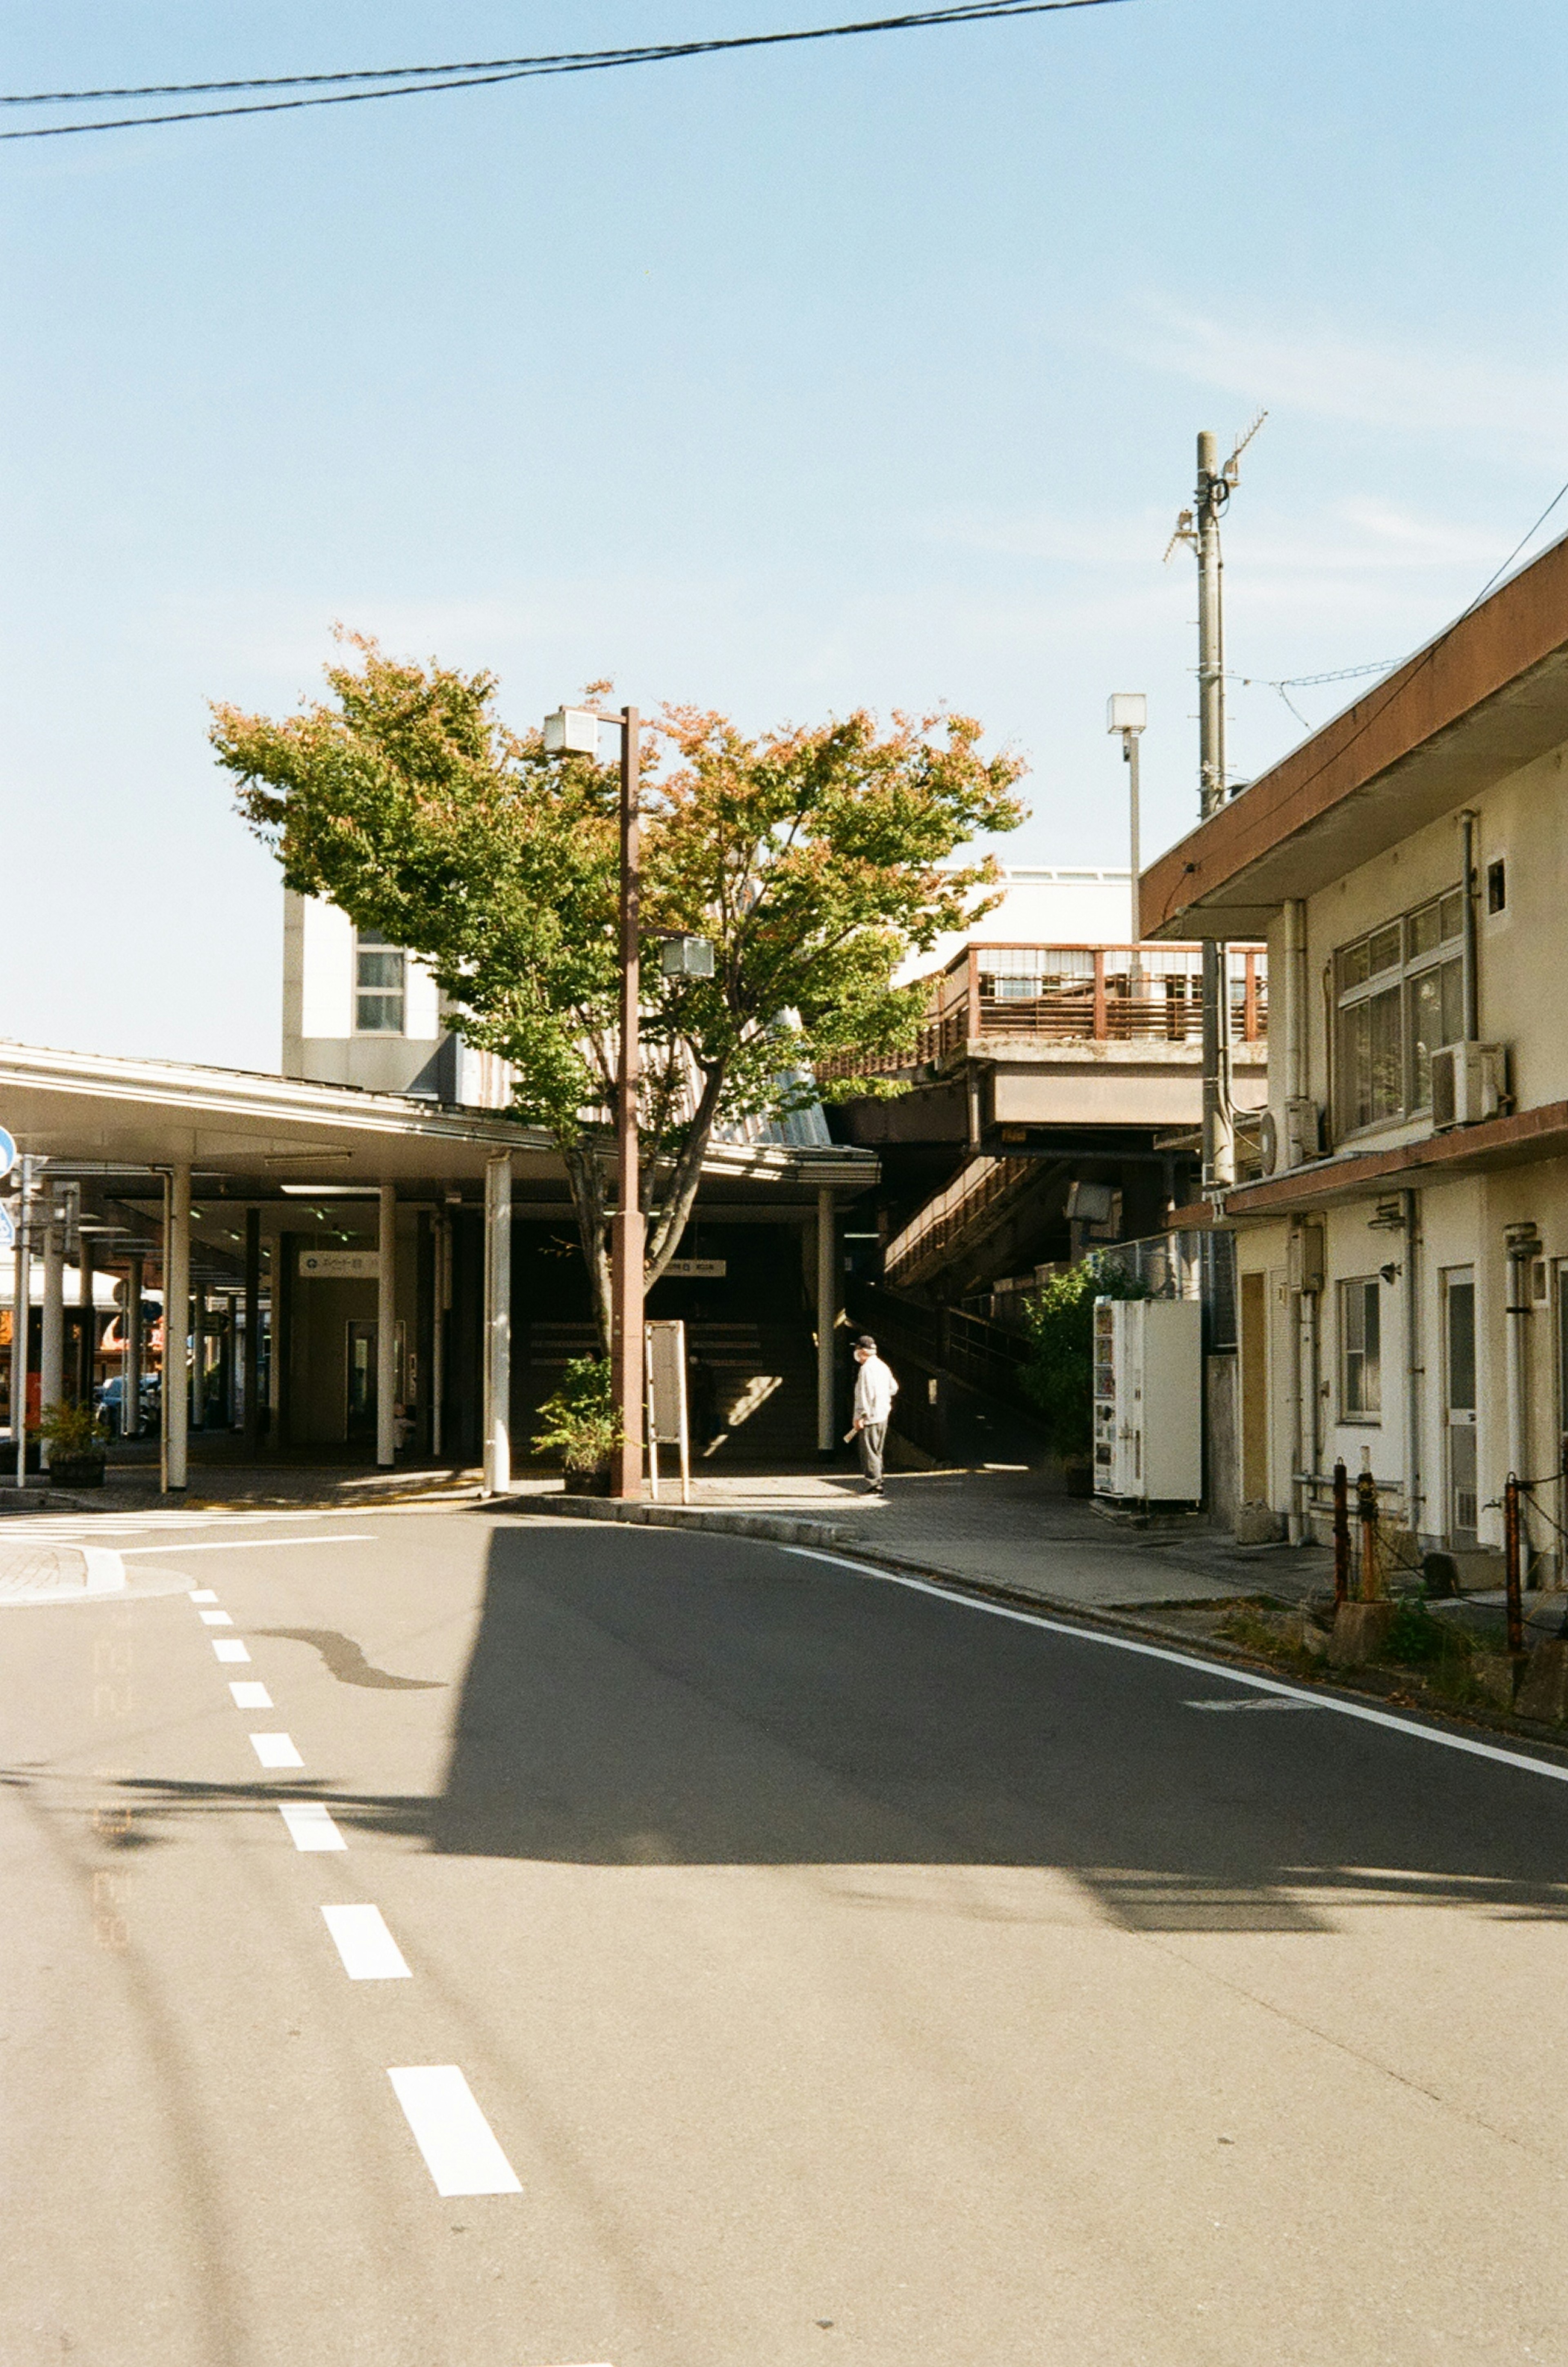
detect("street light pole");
top-left (1106, 693), bottom-right (1147, 957)
top-left (611, 705), bottom-right (644, 1500)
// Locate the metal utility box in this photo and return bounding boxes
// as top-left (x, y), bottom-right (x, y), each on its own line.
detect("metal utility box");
top-left (1092, 1296), bottom-right (1203, 1507)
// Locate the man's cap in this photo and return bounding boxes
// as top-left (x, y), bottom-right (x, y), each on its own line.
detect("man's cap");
top-left (855, 1335), bottom-right (877, 1352)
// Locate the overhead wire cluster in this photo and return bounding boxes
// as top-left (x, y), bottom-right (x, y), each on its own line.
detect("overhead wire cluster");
top-left (0, 0), bottom-right (1131, 142)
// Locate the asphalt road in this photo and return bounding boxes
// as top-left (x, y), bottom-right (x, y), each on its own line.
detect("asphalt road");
top-left (5, 1507), bottom-right (1568, 2366)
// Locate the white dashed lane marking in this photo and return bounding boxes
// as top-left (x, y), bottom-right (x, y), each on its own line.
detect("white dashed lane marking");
top-left (249, 1733), bottom-right (303, 1769)
top-left (278, 1802), bottom-right (347, 1851)
top-left (198, 1609), bottom-right (234, 1627)
top-left (189, 1588), bottom-right (219, 1603)
top-left (322, 1904), bottom-right (412, 1980)
top-left (211, 1639), bottom-right (250, 1663)
top-left (387, 2067), bottom-right (522, 2196)
top-left (229, 1681), bottom-right (272, 1709)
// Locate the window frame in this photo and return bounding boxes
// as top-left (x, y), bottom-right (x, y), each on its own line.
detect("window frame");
top-left (1333, 885), bottom-right (1465, 1138)
top-left (354, 927), bottom-right (407, 1036)
top-left (1339, 1275), bottom-right (1382, 1424)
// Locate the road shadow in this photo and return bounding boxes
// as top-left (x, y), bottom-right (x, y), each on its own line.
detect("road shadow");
top-left (54, 1522), bottom-right (1568, 1935)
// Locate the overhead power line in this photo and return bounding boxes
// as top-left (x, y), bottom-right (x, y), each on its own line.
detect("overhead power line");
top-left (0, 0), bottom-right (1133, 143)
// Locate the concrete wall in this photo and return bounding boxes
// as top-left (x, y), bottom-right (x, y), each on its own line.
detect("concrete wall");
top-left (281, 890), bottom-right (461, 1100)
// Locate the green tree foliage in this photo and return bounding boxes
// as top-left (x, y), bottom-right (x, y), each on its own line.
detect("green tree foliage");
top-left (213, 636), bottom-right (1025, 1344)
top-left (1020, 1255), bottom-right (1148, 1458)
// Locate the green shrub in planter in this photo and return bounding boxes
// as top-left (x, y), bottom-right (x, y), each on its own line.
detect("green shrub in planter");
top-left (35, 1400), bottom-right (108, 1487)
top-left (531, 1357), bottom-right (622, 1477)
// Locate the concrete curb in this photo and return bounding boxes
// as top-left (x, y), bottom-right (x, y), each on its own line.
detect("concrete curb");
top-left (508, 1493), bottom-right (862, 1551)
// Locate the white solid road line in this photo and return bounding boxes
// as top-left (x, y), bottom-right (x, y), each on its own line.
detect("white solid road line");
top-left (278, 1801), bottom-right (347, 1851)
top-left (189, 1587), bottom-right (219, 1602)
top-left (784, 1547), bottom-right (1568, 1787)
top-left (198, 1609), bottom-right (234, 1626)
top-left (121, 1534), bottom-right (376, 1556)
top-left (387, 2067), bottom-right (522, 2197)
top-left (229, 1681), bottom-right (272, 1709)
top-left (249, 1732), bottom-right (303, 1769)
top-left (321, 1903), bottom-right (412, 1980)
top-left (211, 1638), bottom-right (250, 1663)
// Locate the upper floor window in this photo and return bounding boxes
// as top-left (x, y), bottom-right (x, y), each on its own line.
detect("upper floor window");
top-left (1334, 886), bottom-right (1463, 1134)
top-left (355, 929), bottom-right (405, 1033)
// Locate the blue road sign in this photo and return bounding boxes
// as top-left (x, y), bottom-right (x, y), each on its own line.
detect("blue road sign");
top-left (0, 1127), bottom-right (14, 1180)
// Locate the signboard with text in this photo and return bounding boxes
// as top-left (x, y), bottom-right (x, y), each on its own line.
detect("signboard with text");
top-left (298, 1249), bottom-right (381, 1280)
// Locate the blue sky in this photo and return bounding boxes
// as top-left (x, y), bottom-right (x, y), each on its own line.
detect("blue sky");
top-left (4, 0), bottom-right (1566, 1067)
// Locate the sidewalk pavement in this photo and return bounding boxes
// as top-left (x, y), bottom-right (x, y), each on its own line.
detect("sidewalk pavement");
top-left (509, 1462), bottom-right (1335, 1615)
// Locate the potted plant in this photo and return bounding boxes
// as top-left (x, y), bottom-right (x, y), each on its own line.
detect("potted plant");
top-left (36, 1400), bottom-right (109, 1489)
top-left (531, 1356), bottom-right (621, 1495)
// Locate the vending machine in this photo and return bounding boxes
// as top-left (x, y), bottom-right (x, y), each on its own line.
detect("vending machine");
top-left (1092, 1295), bottom-right (1203, 1507)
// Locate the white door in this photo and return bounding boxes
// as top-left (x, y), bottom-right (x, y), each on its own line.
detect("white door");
top-left (1443, 1268), bottom-right (1477, 1548)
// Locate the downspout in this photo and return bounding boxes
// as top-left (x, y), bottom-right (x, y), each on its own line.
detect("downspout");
top-left (1284, 900), bottom-right (1307, 1544)
top-left (1403, 1189), bottom-right (1422, 1545)
top-left (1460, 811), bottom-right (1480, 1041)
top-left (1505, 1220), bottom-right (1539, 1577)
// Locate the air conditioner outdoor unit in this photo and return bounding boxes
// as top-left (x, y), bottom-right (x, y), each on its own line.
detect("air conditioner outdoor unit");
top-left (1284, 1097), bottom-right (1322, 1166)
top-left (1431, 1041), bottom-right (1506, 1130)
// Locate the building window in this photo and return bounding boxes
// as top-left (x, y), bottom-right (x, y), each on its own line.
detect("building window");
top-left (1340, 1277), bottom-right (1381, 1421)
top-left (1487, 858), bottom-right (1506, 914)
top-left (1334, 886), bottom-right (1464, 1134)
top-left (355, 929), bottom-right (405, 1033)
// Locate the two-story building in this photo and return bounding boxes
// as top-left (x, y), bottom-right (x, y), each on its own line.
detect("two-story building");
top-left (1143, 530), bottom-right (1568, 1570)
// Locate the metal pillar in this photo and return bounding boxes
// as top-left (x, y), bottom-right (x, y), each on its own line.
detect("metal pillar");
top-left (165, 1164), bottom-right (190, 1492)
top-left (483, 1154), bottom-right (512, 1495)
top-left (816, 1188), bottom-right (837, 1455)
top-left (242, 1211), bottom-right (261, 1455)
top-left (1195, 430), bottom-right (1234, 1192)
top-left (78, 1233), bottom-right (96, 1409)
top-left (610, 705), bottom-right (644, 1500)
top-left (377, 1183), bottom-right (397, 1469)
top-left (40, 1212), bottom-right (64, 1464)
top-left (190, 1288), bottom-right (205, 1432)
top-left (11, 1158), bottom-right (36, 1487)
top-left (1505, 1222), bottom-right (1538, 1574)
top-left (125, 1255), bottom-right (144, 1443)
top-left (431, 1216), bottom-right (448, 1460)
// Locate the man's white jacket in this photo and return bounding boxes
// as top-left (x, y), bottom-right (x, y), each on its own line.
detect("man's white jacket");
top-left (853, 1354), bottom-right (898, 1427)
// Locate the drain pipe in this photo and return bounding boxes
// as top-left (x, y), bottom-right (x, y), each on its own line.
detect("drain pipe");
top-left (1460, 811), bottom-right (1480, 1041)
top-left (1402, 1190), bottom-right (1422, 1545)
top-left (1283, 900), bottom-right (1308, 1545)
top-left (1505, 1220), bottom-right (1539, 1575)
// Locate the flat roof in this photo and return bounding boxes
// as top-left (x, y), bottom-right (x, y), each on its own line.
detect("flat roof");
top-left (1140, 526), bottom-right (1568, 940)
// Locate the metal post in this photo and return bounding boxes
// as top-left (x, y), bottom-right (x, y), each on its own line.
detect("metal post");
top-left (816, 1187), bottom-right (836, 1455)
top-left (1504, 1221), bottom-right (1537, 1579)
top-left (1332, 1457), bottom-right (1350, 1607)
top-left (242, 1210), bottom-right (261, 1456)
top-left (1503, 1472), bottom-right (1524, 1664)
top-left (1402, 1189), bottom-right (1421, 1547)
top-left (1356, 1455), bottom-right (1380, 1600)
top-left (78, 1231), bottom-right (96, 1411)
top-left (1460, 811), bottom-right (1480, 1042)
top-left (377, 1182), bottom-right (397, 1469)
top-left (125, 1255), bottom-right (144, 1444)
top-left (1125, 727), bottom-right (1141, 948)
top-left (483, 1153), bottom-right (512, 1495)
top-left (609, 704), bottom-right (644, 1500)
top-left (40, 1210), bottom-right (63, 1465)
top-left (12, 1158), bottom-right (35, 1489)
top-left (190, 1286), bottom-right (204, 1433)
top-left (166, 1164), bottom-right (189, 1492)
top-left (1196, 431), bottom-right (1234, 1191)
top-left (431, 1216), bottom-right (448, 1460)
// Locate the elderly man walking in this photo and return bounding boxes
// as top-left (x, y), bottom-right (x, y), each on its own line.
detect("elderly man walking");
top-left (849, 1334), bottom-right (899, 1495)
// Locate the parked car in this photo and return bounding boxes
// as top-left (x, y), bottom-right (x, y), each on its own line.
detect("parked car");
top-left (96, 1375), bottom-right (161, 1439)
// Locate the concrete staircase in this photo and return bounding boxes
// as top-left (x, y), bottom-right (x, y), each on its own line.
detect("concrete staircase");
top-left (518, 1319), bottom-right (821, 1466)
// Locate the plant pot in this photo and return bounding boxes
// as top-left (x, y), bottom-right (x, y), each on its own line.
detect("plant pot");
top-left (48, 1455), bottom-right (107, 1489)
top-left (563, 1465), bottom-right (612, 1496)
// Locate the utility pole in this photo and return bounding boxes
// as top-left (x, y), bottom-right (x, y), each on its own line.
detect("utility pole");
top-left (1167, 414), bottom-right (1265, 1195)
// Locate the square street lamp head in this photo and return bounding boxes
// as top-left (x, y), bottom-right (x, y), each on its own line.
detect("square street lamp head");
top-left (659, 934), bottom-right (716, 979)
top-left (543, 706), bottom-right (601, 756)
top-left (1106, 693), bottom-right (1147, 736)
